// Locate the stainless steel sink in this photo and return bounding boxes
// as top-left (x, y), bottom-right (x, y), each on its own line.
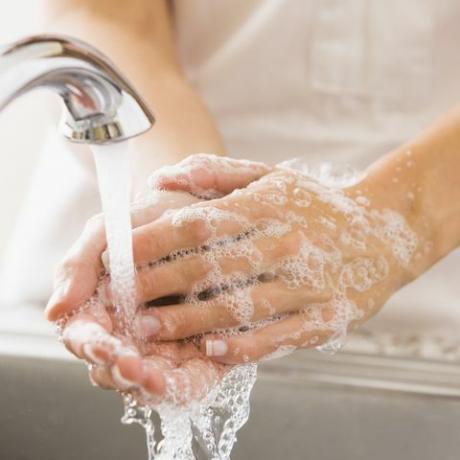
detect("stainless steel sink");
top-left (1, 345), bottom-right (460, 460)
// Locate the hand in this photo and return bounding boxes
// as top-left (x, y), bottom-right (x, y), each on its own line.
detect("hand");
top-left (129, 154), bottom-right (420, 364)
top-left (47, 189), bottom-right (227, 404)
top-left (45, 190), bottom-right (200, 321)
top-left (61, 300), bottom-right (226, 405)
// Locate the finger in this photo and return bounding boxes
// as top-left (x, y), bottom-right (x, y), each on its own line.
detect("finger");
top-left (88, 365), bottom-right (116, 390)
top-left (141, 341), bottom-right (206, 364)
top-left (135, 255), bottom-right (211, 303)
top-left (134, 224), bottom-right (312, 306)
top-left (201, 313), bottom-right (335, 364)
top-left (46, 192), bottom-right (199, 322)
top-left (62, 316), bottom-right (114, 360)
top-left (109, 355), bottom-right (144, 391)
top-left (133, 171), bottom-right (303, 267)
top-left (140, 356), bottom-right (224, 405)
top-left (131, 203), bottom-right (250, 266)
top-left (131, 190), bottom-right (200, 227)
top-left (137, 281), bottom-right (330, 341)
top-left (131, 199), bottom-right (306, 287)
top-left (45, 215), bottom-right (107, 321)
top-left (148, 154), bottom-right (272, 197)
top-left (134, 245), bottom-right (260, 304)
top-left (90, 341), bottom-right (224, 405)
top-left (62, 313), bottom-right (137, 365)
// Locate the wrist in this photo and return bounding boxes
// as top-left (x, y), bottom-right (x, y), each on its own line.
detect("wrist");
top-left (354, 115), bottom-right (460, 275)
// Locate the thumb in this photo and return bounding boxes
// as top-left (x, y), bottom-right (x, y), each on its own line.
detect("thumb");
top-left (147, 154), bottom-right (272, 198)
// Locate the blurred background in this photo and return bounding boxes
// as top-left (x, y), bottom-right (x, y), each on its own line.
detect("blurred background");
top-left (0, 1), bottom-right (50, 268)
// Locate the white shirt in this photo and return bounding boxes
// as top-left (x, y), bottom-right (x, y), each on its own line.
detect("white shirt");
top-left (174, 0), bottom-right (458, 167)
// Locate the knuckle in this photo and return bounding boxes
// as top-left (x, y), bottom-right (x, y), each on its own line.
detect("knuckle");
top-left (89, 367), bottom-right (114, 390)
top-left (63, 335), bottom-right (82, 358)
top-left (188, 218), bottom-right (209, 242)
top-left (54, 257), bottom-right (77, 282)
top-left (134, 229), bottom-right (161, 262)
top-left (180, 257), bottom-right (209, 283)
top-left (144, 234), bottom-right (162, 259)
top-left (55, 255), bottom-right (85, 281)
top-left (158, 309), bottom-right (189, 339)
top-left (83, 214), bottom-right (104, 235)
top-left (137, 272), bottom-right (156, 299)
top-left (228, 339), bottom-right (256, 362)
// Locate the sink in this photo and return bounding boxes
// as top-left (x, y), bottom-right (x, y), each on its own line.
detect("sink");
top-left (1, 341), bottom-right (460, 460)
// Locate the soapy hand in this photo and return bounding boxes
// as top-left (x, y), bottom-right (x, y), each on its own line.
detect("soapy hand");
top-left (45, 189), bottom-right (199, 321)
top-left (46, 189), bottom-right (228, 404)
top-left (47, 154), bottom-right (420, 400)
top-left (61, 301), bottom-right (226, 405)
top-left (130, 154), bottom-right (419, 363)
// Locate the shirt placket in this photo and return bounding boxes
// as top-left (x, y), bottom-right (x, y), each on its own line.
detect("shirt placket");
top-left (310, 0), bottom-right (370, 96)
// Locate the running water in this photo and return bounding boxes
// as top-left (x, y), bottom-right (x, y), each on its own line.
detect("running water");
top-left (92, 143), bottom-right (137, 334)
top-left (91, 144), bottom-right (256, 460)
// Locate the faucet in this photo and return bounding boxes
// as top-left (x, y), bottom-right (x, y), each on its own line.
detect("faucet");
top-left (0, 34), bottom-right (154, 144)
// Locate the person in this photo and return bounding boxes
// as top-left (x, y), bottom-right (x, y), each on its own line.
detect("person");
top-left (10, 0), bottom-right (460, 401)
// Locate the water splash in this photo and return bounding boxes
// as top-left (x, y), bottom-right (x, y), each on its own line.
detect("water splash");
top-left (119, 364), bottom-right (257, 460)
top-left (122, 394), bottom-right (156, 459)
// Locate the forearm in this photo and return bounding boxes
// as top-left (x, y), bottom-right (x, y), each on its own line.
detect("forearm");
top-left (42, 1), bottom-right (225, 191)
top-left (361, 106), bottom-right (460, 276)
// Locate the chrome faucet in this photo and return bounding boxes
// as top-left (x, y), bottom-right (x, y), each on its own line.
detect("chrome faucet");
top-left (0, 35), bottom-right (154, 144)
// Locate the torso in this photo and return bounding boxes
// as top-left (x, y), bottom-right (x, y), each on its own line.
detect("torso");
top-left (174, 0), bottom-right (460, 167)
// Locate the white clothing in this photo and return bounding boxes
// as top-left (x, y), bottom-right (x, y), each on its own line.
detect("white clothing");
top-left (174, 0), bottom-right (458, 166)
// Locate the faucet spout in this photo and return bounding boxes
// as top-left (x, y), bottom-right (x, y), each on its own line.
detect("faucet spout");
top-left (0, 35), bottom-right (154, 144)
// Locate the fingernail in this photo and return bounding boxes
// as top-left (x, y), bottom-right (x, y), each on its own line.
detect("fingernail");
top-left (83, 344), bottom-right (106, 365)
top-left (45, 283), bottom-right (68, 318)
top-left (112, 365), bottom-right (137, 390)
top-left (137, 315), bottom-right (161, 339)
top-left (206, 339), bottom-right (228, 357)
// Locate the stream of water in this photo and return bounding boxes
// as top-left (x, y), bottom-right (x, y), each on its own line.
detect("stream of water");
top-left (92, 143), bottom-right (137, 334)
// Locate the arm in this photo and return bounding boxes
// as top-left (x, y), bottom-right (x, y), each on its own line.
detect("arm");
top-left (42, 0), bottom-right (225, 192)
top-left (361, 105), bottom-right (460, 278)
